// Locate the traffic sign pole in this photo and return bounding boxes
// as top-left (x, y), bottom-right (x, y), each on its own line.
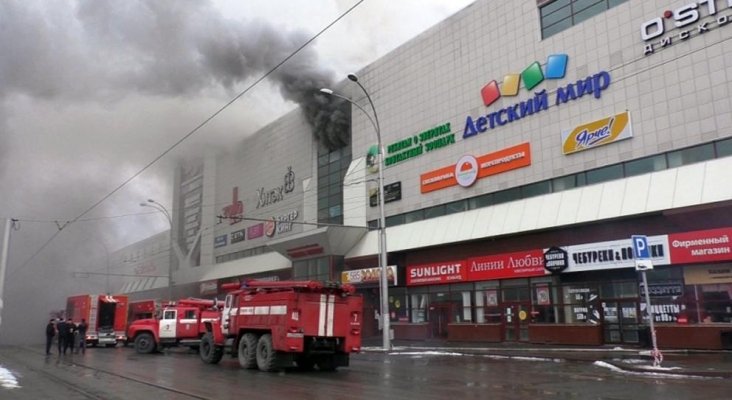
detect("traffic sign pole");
top-left (632, 235), bottom-right (662, 367)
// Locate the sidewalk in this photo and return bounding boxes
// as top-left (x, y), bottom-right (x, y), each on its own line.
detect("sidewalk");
top-left (360, 337), bottom-right (732, 378)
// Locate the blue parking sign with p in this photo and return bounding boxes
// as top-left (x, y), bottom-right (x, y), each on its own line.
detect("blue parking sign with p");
top-left (632, 235), bottom-right (650, 259)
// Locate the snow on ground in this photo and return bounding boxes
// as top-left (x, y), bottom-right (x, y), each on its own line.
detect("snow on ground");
top-left (0, 365), bottom-right (20, 389)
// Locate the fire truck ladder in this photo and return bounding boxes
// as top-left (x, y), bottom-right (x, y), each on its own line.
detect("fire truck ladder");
top-left (88, 296), bottom-right (99, 336)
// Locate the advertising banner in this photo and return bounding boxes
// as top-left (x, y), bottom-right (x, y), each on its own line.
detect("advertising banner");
top-left (563, 235), bottom-right (670, 273)
top-left (466, 249), bottom-right (546, 281)
top-left (341, 266), bottom-right (398, 286)
top-left (420, 143), bottom-right (531, 193)
top-left (561, 111), bottom-right (632, 155)
top-left (407, 261), bottom-right (467, 286)
top-left (668, 227), bottom-right (732, 264)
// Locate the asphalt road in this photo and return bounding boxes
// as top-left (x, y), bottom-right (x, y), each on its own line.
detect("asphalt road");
top-left (1, 345), bottom-right (731, 400)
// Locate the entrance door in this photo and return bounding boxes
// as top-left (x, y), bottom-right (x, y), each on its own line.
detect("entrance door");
top-left (502, 303), bottom-right (530, 342)
top-left (602, 301), bottom-right (640, 344)
top-left (428, 303), bottom-right (452, 339)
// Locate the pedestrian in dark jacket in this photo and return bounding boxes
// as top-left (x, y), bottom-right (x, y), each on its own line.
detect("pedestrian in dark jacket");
top-left (45, 319), bottom-right (55, 355)
top-left (64, 320), bottom-right (76, 354)
top-left (76, 319), bottom-right (88, 354)
top-left (56, 318), bottom-right (67, 354)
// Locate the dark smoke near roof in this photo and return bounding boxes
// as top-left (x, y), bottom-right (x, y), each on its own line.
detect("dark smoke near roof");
top-left (0, 0), bottom-right (350, 150)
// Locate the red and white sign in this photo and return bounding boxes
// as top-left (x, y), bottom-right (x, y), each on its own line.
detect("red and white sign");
top-left (420, 143), bottom-right (531, 193)
top-left (466, 249), bottom-right (546, 281)
top-left (407, 261), bottom-right (466, 286)
top-left (669, 227), bottom-right (732, 264)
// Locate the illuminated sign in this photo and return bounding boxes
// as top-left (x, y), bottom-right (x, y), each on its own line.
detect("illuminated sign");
top-left (561, 111), bottom-right (632, 155)
top-left (641, 1), bottom-right (732, 56)
top-left (384, 123), bottom-right (454, 166)
top-left (463, 54), bottom-right (612, 139)
top-left (420, 142), bottom-right (531, 193)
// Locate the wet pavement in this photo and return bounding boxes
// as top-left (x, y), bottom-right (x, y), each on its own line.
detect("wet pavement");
top-left (0, 341), bottom-right (731, 399)
top-left (364, 338), bottom-right (732, 378)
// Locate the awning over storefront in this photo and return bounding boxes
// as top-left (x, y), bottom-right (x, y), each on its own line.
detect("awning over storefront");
top-left (267, 225), bottom-right (368, 261)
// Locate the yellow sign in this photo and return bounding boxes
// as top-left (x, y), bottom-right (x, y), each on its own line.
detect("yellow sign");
top-left (561, 111), bottom-right (632, 155)
top-left (684, 265), bottom-right (732, 285)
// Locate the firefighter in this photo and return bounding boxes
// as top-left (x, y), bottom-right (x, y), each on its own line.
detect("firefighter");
top-left (76, 319), bottom-right (88, 354)
top-left (56, 318), bottom-right (67, 354)
top-left (65, 320), bottom-right (76, 354)
top-left (45, 319), bottom-right (55, 355)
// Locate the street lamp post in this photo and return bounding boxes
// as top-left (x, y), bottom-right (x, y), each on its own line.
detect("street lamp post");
top-left (321, 74), bottom-right (391, 351)
top-left (140, 199), bottom-right (176, 301)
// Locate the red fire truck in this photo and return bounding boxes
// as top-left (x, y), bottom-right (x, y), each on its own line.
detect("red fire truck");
top-left (199, 280), bottom-right (363, 372)
top-left (126, 298), bottom-right (222, 354)
top-left (66, 294), bottom-right (129, 347)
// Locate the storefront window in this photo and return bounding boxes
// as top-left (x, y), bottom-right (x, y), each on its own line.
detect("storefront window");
top-left (683, 283), bottom-right (732, 323)
top-left (475, 281), bottom-right (500, 323)
top-left (389, 287), bottom-right (409, 322)
top-left (409, 287), bottom-right (429, 323)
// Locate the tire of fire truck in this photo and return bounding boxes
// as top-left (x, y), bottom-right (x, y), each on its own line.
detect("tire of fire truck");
top-left (315, 355), bottom-right (337, 372)
top-left (200, 333), bottom-right (223, 364)
top-left (237, 333), bottom-right (258, 369)
top-left (134, 332), bottom-right (157, 354)
top-left (256, 334), bottom-right (278, 372)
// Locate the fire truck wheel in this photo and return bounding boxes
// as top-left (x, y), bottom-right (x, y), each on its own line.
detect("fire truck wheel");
top-left (237, 333), bottom-right (258, 369)
top-left (256, 334), bottom-right (277, 372)
top-left (134, 333), bottom-right (156, 354)
top-left (200, 333), bottom-right (223, 364)
top-left (316, 356), bottom-right (337, 372)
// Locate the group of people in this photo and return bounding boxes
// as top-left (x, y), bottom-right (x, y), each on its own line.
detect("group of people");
top-left (45, 317), bottom-right (88, 355)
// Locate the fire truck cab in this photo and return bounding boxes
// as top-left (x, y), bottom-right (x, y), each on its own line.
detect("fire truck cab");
top-left (127, 298), bottom-right (221, 354)
top-left (199, 280), bottom-right (362, 372)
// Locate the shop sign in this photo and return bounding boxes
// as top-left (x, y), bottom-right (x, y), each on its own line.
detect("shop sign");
top-left (230, 229), bottom-right (246, 244)
top-left (407, 261), bottom-right (466, 286)
top-left (369, 181), bottom-right (402, 207)
top-left (256, 166), bottom-right (295, 209)
top-left (341, 266), bottom-right (398, 286)
top-left (641, 1), bottom-right (732, 56)
top-left (463, 54), bottom-right (612, 140)
top-left (221, 187), bottom-right (244, 225)
top-left (467, 249), bottom-right (545, 281)
top-left (384, 122), bottom-right (454, 167)
top-left (564, 235), bottom-right (670, 273)
top-left (668, 227), bottom-right (732, 264)
top-left (544, 246), bottom-right (569, 274)
top-left (561, 111), bottom-right (632, 155)
top-left (640, 282), bottom-right (684, 297)
top-left (247, 223), bottom-right (264, 240)
top-left (214, 234), bottom-right (228, 248)
top-left (684, 264), bottom-right (732, 284)
top-left (420, 142), bottom-right (531, 193)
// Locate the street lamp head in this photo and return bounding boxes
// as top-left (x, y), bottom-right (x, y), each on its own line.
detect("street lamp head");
top-left (319, 88), bottom-right (333, 95)
top-left (347, 73), bottom-right (359, 82)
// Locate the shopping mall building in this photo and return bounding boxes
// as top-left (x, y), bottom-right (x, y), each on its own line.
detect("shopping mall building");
top-left (119, 0), bottom-right (732, 349)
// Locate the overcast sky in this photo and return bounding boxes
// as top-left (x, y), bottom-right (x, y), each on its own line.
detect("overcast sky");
top-left (0, 0), bottom-right (473, 343)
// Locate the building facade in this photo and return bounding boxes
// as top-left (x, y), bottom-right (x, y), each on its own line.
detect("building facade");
top-left (126, 0), bottom-right (732, 350)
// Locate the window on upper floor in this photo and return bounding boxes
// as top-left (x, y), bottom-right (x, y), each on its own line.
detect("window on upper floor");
top-left (540, 0), bottom-right (628, 39)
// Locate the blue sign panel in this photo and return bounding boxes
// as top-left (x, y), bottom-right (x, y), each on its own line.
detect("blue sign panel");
top-left (632, 235), bottom-right (650, 259)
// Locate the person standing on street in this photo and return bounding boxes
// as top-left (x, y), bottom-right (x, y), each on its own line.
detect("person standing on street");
top-left (56, 318), bottom-right (67, 354)
top-left (45, 319), bottom-right (55, 355)
top-left (76, 319), bottom-right (88, 354)
top-left (65, 320), bottom-right (76, 354)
